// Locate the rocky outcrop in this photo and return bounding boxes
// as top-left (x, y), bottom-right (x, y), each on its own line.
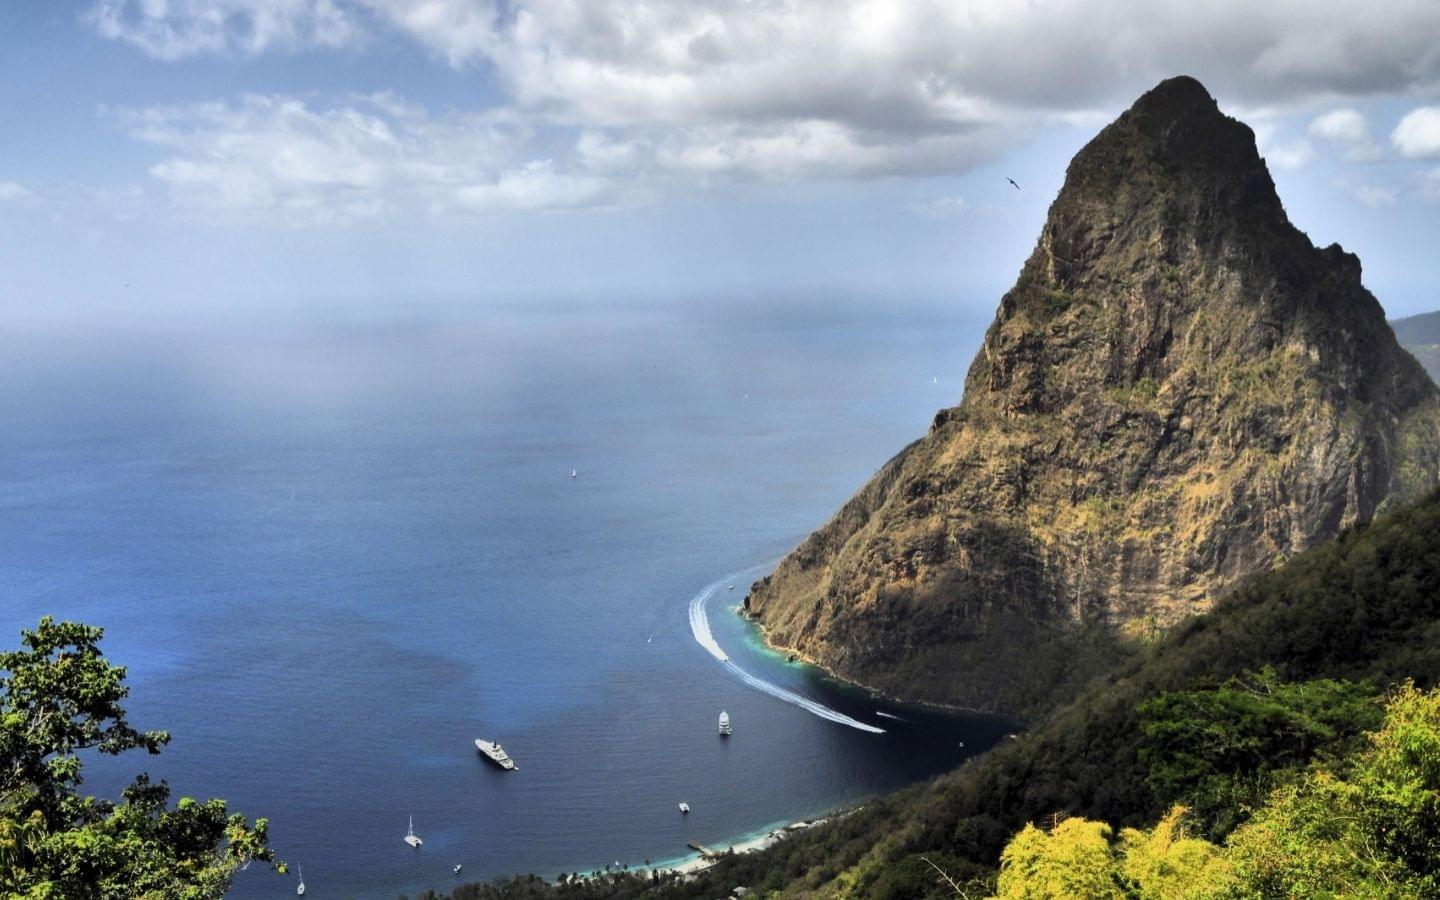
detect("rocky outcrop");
top-left (745, 76), bottom-right (1440, 715)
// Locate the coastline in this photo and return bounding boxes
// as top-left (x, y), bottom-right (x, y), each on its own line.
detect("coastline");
top-left (582, 562), bottom-right (1011, 887)
top-left (739, 603), bottom-right (1013, 719)
top-left (640, 810), bottom-right (852, 878)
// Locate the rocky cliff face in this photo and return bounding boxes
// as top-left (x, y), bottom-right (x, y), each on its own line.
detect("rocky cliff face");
top-left (745, 77), bottom-right (1440, 715)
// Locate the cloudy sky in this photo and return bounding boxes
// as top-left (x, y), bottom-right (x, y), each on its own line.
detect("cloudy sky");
top-left (4, 0), bottom-right (1440, 321)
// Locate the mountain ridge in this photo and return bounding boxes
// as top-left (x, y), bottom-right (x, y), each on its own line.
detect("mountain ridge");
top-left (1393, 310), bottom-right (1440, 383)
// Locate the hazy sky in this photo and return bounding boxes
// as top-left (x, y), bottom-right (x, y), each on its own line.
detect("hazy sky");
top-left (4, 1), bottom-right (1440, 323)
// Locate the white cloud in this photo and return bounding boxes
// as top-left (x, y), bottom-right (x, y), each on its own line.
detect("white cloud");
top-left (1266, 140), bottom-right (1316, 169)
top-left (87, 0), bottom-right (363, 60)
top-left (649, 121), bottom-right (1015, 181)
top-left (1393, 107), bottom-right (1440, 159)
top-left (91, 1), bottom-right (1440, 111)
top-left (1308, 108), bottom-right (1381, 161)
top-left (0, 181), bottom-right (31, 201)
top-left (88, 0), bottom-right (498, 63)
top-left (88, 1), bottom-right (1440, 221)
top-left (1251, 121), bottom-right (1315, 169)
top-left (355, 0), bottom-right (499, 65)
top-left (114, 94), bottom-right (623, 223)
top-left (447, 160), bottom-right (613, 212)
top-left (1310, 108), bottom-right (1366, 143)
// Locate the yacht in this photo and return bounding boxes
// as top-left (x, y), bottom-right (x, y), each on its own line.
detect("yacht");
top-left (718, 710), bottom-right (732, 736)
top-left (678, 802), bottom-right (690, 814)
top-left (405, 814), bottom-right (423, 848)
top-left (476, 738), bottom-right (519, 771)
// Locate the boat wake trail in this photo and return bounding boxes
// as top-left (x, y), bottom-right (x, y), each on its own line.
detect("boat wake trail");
top-left (688, 573), bottom-right (885, 735)
top-left (688, 574), bottom-right (736, 662)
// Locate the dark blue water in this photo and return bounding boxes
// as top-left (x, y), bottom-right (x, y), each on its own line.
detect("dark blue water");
top-left (0, 301), bottom-right (1014, 898)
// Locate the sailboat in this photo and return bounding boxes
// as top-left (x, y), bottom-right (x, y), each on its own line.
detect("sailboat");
top-left (296, 866), bottom-right (305, 896)
top-left (405, 814), bottom-right (423, 848)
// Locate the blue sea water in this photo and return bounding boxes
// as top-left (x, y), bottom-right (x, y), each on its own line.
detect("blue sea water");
top-left (0, 299), bottom-right (1015, 898)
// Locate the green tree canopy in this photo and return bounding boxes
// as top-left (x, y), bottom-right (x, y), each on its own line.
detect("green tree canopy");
top-left (992, 682), bottom-right (1440, 899)
top-left (0, 617), bottom-right (276, 898)
top-left (1137, 669), bottom-right (1381, 837)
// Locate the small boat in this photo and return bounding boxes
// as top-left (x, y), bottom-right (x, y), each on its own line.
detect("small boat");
top-left (476, 738), bottom-right (518, 771)
top-left (728, 584), bottom-right (734, 591)
top-left (571, 469), bottom-right (578, 478)
top-left (678, 802), bottom-right (690, 814)
top-left (296, 867), bottom-right (305, 896)
top-left (718, 711), bottom-right (732, 736)
top-left (405, 814), bottom-right (423, 848)
top-left (454, 863), bottom-right (463, 875)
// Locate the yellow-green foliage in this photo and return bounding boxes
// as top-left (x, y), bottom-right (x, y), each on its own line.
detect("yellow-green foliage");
top-left (991, 684), bottom-right (1440, 899)
top-left (1117, 808), bottom-right (1230, 899)
top-left (1225, 682), bottom-right (1440, 897)
top-left (995, 818), bottom-right (1123, 899)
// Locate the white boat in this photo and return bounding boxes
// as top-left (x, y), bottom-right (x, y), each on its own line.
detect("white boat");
top-left (405, 814), bottom-right (423, 848)
top-left (296, 867), bottom-right (305, 896)
top-left (571, 469), bottom-right (577, 478)
top-left (454, 863), bottom-right (463, 875)
top-left (476, 738), bottom-right (518, 771)
top-left (719, 711), bottom-right (732, 736)
top-left (678, 802), bottom-right (690, 814)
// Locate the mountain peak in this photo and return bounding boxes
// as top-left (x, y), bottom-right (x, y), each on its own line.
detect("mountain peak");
top-left (744, 78), bottom-right (1440, 715)
top-left (1055, 76), bottom-right (1280, 234)
top-left (1130, 74), bottom-right (1219, 121)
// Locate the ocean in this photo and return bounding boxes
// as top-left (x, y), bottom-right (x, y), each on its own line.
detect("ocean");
top-left (0, 298), bottom-right (1016, 898)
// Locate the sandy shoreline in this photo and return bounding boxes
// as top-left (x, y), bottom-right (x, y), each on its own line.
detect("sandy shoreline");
top-left (646, 813), bottom-right (843, 877)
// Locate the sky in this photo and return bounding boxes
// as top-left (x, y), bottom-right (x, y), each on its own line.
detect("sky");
top-left (3, 0), bottom-right (1440, 325)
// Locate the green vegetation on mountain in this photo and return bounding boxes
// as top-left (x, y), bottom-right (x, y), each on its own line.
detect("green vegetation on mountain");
top-left (745, 76), bottom-right (1440, 716)
top-left (0, 617), bottom-right (275, 898)
top-left (1392, 310), bottom-right (1440, 384)
top-left (1136, 670), bottom-right (1380, 840)
top-left (994, 682), bottom-right (1440, 898)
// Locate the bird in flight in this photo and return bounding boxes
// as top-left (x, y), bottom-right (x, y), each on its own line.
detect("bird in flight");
top-left (1006, 177), bottom-right (1021, 190)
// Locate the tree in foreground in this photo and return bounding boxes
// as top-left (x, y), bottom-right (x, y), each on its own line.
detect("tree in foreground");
top-left (993, 682), bottom-right (1440, 898)
top-left (0, 617), bottom-right (276, 898)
